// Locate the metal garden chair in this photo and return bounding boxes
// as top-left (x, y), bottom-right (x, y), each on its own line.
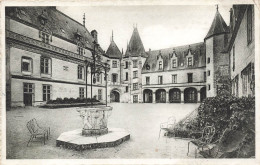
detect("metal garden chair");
top-left (187, 126), bottom-right (216, 158)
top-left (159, 116), bottom-right (176, 139)
top-left (26, 118), bottom-right (50, 146)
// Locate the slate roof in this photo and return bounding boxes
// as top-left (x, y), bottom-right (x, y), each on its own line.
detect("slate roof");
top-left (6, 7), bottom-right (105, 53)
top-left (205, 9), bottom-right (229, 40)
top-left (125, 27), bottom-right (147, 58)
top-left (106, 40), bottom-right (122, 59)
top-left (142, 42), bottom-right (206, 73)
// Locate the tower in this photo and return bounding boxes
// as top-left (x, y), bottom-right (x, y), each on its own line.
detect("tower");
top-left (205, 7), bottom-right (230, 97)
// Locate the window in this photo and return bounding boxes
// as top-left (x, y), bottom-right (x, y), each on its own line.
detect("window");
top-left (133, 60), bottom-right (138, 68)
top-left (125, 72), bottom-right (128, 81)
top-left (188, 57), bottom-right (192, 66)
top-left (208, 70), bottom-right (210, 76)
top-left (158, 76), bottom-right (163, 84)
top-left (79, 87), bottom-right (85, 98)
top-left (112, 74), bottom-right (117, 83)
top-left (204, 72), bottom-right (206, 82)
top-left (133, 71), bottom-right (138, 78)
top-left (188, 73), bottom-right (193, 83)
top-left (98, 89), bottom-right (102, 100)
top-left (126, 86), bottom-right (129, 93)
top-left (112, 60), bottom-right (117, 68)
top-left (247, 5), bottom-right (253, 44)
top-left (172, 59), bottom-right (177, 68)
top-left (97, 74), bottom-right (100, 83)
top-left (40, 57), bottom-right (51, 74)
top-left (172, 74), bottom-right (177, 83)
top-left (78, 47), bottom-right (84, 55)
top-left (125, 61), bottom-right (128, 69)
top-left (133, 83), bottom-right (138, 90)
top-left (233, 45), bottom-right (235, 71)
top-left (43, 85), bottom-right (51, 101)
top-left (42, 32), bottom-right (49, 44)
top-left (159, 61), bottom-right (163, 70)
top-left (24, 83), bottom-right (34, 93)
top-left (207, 57), bottom-right (210, 64)
top-left (22, 57), bottom-right (32, 73)
top-left (133, 95), bottom-right (138, 103)
top-left (78, 66), bottom-right (84, 80)
top-left (146, 77), bottom-right (150, 85)
top-left (208, 84), bottom-right (211, 91)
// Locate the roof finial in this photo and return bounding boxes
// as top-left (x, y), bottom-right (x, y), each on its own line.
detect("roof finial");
top-left (112, 30), bottom-right (114, 41)
top-left (216, 4), bottom-right (219, 11)
top-left (122, 48), bottom-right (124, 54)
top-left (83, 13), bottom-right (85, 27)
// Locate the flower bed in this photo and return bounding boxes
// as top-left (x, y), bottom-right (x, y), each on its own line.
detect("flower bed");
top-left (40, 97), bottom-right (104, 109)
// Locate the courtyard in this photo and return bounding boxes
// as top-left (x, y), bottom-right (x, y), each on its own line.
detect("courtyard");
top-left (6, 103), bottom-right (200, 159)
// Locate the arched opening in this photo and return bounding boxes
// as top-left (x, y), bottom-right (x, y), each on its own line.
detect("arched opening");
top-left (156, 89), bottom-right (166, 103)
top-left (143, 89), bottom-right (153, 103)
top-left (110, 90), bottom-right (120, 102)
top-left (200, 87), bottom-right (206, 102)
top-left (184, 87), bottom-right (197, 103)
top-left (169, 88), bottom-right (181, 103)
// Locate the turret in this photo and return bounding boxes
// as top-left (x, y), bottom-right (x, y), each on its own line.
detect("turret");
top-left (205, 6), bottom-right (230, 97)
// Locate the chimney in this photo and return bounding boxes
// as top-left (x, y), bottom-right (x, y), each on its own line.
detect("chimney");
top-left (91, 30), bottom-right (98, 43)
top-left (149, 48), bottom-right (151, 55)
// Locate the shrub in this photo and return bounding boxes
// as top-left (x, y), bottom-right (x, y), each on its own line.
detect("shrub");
top-left (47, 100), bottom-right (53, 104)
top-left (68, 97), bottom-right (76, 104)
top-left (56, 97), bottom-right (63, 104)
top-left (76, 97), bottom-right (84, 103)
top-left (63, 97), bottom-right (69, 104)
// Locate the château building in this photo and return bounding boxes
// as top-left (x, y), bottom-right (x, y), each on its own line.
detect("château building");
top-left (5, 5), bottom-right (255, 108)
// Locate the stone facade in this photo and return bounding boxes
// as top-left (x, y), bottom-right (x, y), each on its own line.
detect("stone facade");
top-left (228, 5), bottom-right (255, 97)
top-left (6, 7), bottom-right (108, 108)
top-left (6, 5), bottom-right (255, 108)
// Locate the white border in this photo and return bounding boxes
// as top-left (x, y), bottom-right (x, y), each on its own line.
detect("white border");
top-left (1, 0), bottom-right (259, 164)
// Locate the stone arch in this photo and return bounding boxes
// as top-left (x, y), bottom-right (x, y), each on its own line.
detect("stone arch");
top-left (155, 89), bottom-right (166, 103)
top-left (169, 88), bottom-right (181, 103)
top-left (184, 87), bottom-right (197, 103)
top-left (110, 88), bottom-right (120, 103)
top-left (143, 89), bottom-right (153, 103)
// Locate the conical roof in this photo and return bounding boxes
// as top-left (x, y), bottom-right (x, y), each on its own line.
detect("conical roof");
top-left (106, 39), bottom-right (122, 59)
top-left (125, 27), bottom-right (147, 57)
top-left (205, 9), bottom-right (229, 40)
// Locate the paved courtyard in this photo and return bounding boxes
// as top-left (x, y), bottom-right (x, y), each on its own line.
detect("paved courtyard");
top-left (6, 103), bottom-right (200, 159)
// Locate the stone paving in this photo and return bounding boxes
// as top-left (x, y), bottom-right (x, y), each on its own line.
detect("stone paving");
top-left (6, 103), bottom-right (200, 159)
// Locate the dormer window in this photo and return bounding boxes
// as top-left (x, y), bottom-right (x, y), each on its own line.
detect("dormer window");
top-left (77, 43), bottom-right (85, 55)
top-left (159, 61), bottom-right (163, 70)
top-left (157, 50), bottom-right (163, 70)
top-left (188, 57), bottom-right (192, 66)
top-left (39, 28), bottom-right (52, 44)
top-left (172, 59), bottom-right (177, 68)
top-left (186, 47), bottom-right (193, 67)
top-left (42, 32), bottom-right (49, 44)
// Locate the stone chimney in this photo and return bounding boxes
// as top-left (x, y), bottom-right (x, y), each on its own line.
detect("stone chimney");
top-left (91, 30), bottom-right (98, 43)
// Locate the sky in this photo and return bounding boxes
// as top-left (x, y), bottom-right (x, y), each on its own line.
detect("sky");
top-left (57, 5), bottom-right (232, 52)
